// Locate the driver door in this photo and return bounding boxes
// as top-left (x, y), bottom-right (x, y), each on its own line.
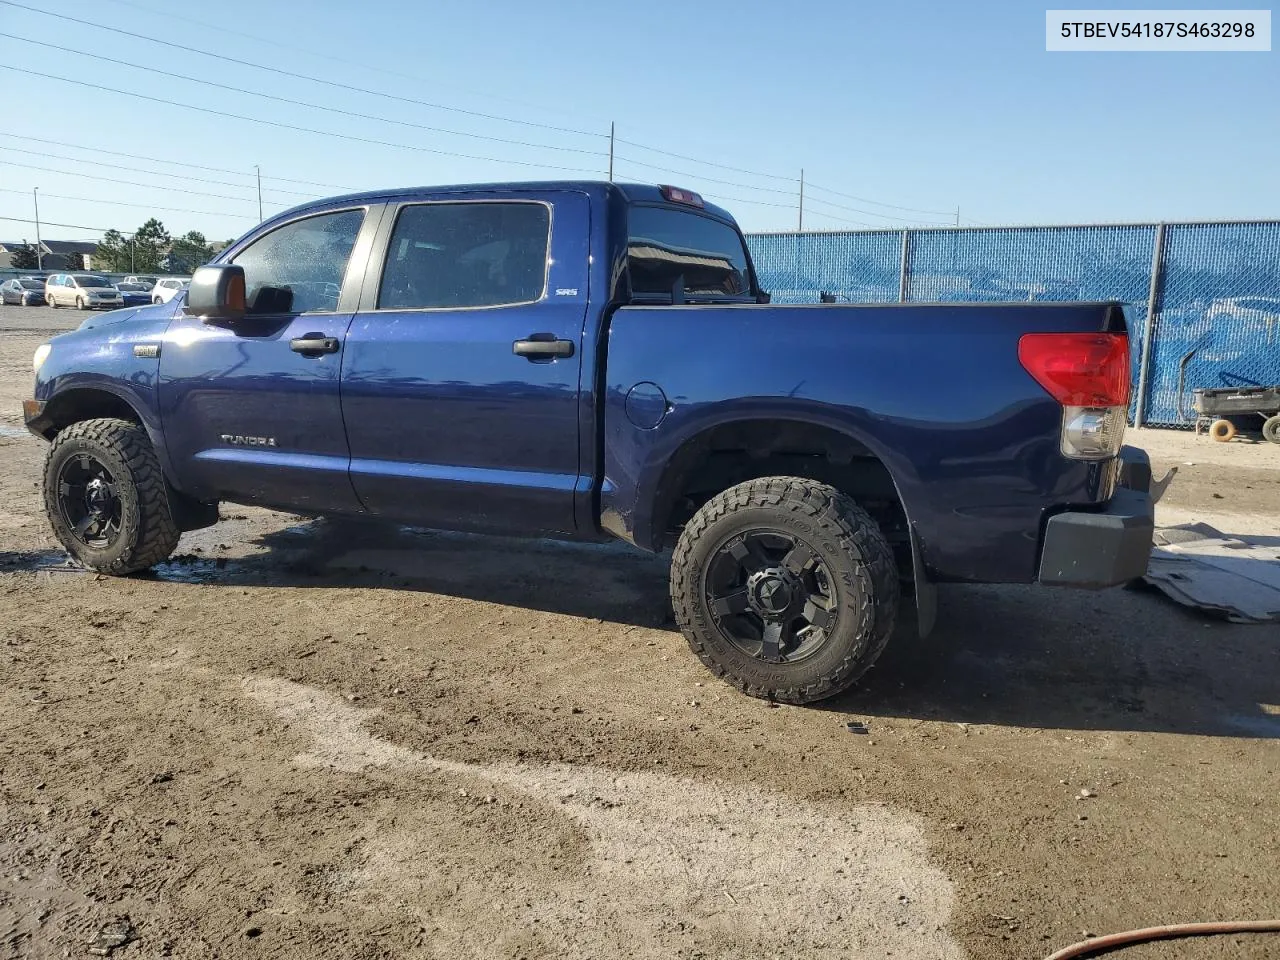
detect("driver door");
top-left (158, 204), bottom-right (383, 513)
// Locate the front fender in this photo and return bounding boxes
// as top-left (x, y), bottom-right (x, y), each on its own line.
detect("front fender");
top-left (32, 312), bottom-right (177, 478)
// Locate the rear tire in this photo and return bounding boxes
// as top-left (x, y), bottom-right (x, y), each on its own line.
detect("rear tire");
top-left (1209, 418), bottom-right (1237, 442)
top-left (670, 476), bottom-right (899, 705)
top-left (1263, 415), bottom-right (1280, 444)
top-left (43, 418), bottom-right (181, 575)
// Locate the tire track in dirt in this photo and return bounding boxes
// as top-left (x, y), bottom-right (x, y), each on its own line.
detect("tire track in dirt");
top-left (243, 675), bottom-right (963, 959)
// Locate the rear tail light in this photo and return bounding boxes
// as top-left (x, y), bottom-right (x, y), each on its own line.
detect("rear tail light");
top-left (1018, 332), bottom-right (1130, 461)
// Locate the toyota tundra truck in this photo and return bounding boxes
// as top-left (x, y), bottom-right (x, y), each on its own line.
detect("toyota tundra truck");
top-left (23, 181), bottom-right (1154, 703)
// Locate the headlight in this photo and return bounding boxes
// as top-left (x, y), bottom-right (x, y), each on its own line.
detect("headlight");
top-left (33, 344), bottom-right (51, 373)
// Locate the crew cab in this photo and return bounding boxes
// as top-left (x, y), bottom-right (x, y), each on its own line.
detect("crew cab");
top-left (23, 181), bottom-right (1154, 703)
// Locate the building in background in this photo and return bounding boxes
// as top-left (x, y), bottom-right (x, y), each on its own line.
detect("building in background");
top-left (0, 240), bottom-right (100, 271)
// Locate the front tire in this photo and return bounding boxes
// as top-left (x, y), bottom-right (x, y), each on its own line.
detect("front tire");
top-left (43, 418), bottom-right (181, 574)
top-left (670, 477), bottom-right (899, 704)
top-left (48, 295), bottom-right (58, 308)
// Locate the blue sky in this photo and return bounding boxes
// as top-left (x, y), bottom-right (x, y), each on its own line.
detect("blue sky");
top-left (0, 0), bottom-right (1276, 242)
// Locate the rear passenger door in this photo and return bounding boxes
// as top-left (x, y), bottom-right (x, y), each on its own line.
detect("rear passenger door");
top-left (341, 191), bottom-right (591, 536)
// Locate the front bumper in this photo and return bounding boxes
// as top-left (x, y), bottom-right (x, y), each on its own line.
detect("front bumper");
top-left (23, 399), bottom-right (52, 439)
top-left (1038, 445), bottom-right (1154, 588)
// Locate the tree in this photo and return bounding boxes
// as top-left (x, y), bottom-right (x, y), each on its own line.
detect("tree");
top-left (94, 230), bottom-right (131, 273)
top-left (166, 231), bottom-right (214, 273)
top-left (131, 218), bottom-right (171, 273)
top-left (9, 243), bottom-right (39, 270)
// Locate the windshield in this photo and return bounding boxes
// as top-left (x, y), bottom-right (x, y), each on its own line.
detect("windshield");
top-left (74, 275), bottom-right (112, 288)
top-left (19, 279), bottom-right (44, 290)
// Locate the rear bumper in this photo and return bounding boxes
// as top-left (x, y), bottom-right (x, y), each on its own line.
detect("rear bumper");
top-left (1037, 445), bottom-right (1154, 588)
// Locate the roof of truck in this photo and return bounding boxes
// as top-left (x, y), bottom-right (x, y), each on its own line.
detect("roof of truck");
top-left (266, 181), bottom-right (737, 228)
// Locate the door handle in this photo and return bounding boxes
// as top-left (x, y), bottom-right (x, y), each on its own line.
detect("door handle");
top-left (513, 334), bottom-right (575, 359)
top-left (290, 334), bottom-right (340, 355)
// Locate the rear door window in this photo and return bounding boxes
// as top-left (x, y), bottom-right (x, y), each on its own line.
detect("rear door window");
top-left (627, 207), bottom-right (752, 299)
top-left (377, 201), bottom-right (550, 310)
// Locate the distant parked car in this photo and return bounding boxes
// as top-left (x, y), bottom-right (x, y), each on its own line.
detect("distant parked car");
top-left (121, 276), bottom-right (157, 288)
top-left (115, 282), bottom-right (154, 307)
top-left (1206, 295), bottom-right (1280, 343)
top-left (151, 277), bottom-right (190, 303)
top-left (1, 276), bottom-right (46, 305)
top-left (44, 273), bottom-right (124, 310)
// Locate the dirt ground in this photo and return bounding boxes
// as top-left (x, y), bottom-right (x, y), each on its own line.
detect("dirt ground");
top-left (1, 306), bottom-right (1277, 960)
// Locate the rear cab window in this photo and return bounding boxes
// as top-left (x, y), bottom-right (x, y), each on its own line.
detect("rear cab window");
top-left (626, 206), bottom-right (754, 301)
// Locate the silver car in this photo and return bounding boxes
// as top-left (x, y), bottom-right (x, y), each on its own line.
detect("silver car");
top-left (45, 273), bottom-right (124, 310)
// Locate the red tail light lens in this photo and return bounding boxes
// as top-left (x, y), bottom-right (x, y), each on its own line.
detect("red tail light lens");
top-left (1017, 333), bottom-right (1131, 407)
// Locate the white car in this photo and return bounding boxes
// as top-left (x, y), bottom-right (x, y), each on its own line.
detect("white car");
top-left (151, 278), bottom-right (190, 304)
top-left (44, 273), bottom-right (124, 310)
top-left (1205, 296), bottom-right (1280, 342)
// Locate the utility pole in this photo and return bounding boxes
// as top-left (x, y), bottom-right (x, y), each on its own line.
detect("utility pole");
top-left (255, 165), bottom-right (263, 221)
top-left (608, 123), bottom-right (615, 182)
top-left (798, 169), bottom-right (805, 232)
top-left (33, 188), bottom-right (43, 270)
top-left (955, 206), bottom-right (960, 227)
top-left (130, 236), bottom-right (135, 273)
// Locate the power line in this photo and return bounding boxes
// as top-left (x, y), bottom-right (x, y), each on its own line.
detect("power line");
top-left (0, 65), bottom-right (606, 176)
top-left (0, 145), bottom-right (316, 198)
top-left (4, 134), bottom-right (356, 191)
top-left (803, 194), bottom-right (952, 225)
top-left (614, 138), bottom-right (798, 183)
top-left (0, 159), bottom-right (272, 206)
top-left (0, 214), bottom-right (125, 234)
top-left (96, 0), bottom-right (613, 133)
top-left (613, 154), bottom-right (800, 195)
top-left (611, 165), bottom-right (796, 210)
top-left (0, 1), bottom-right (956, 224)
top-left (0, 187), bottom-right (257, 220)
top-left (7, 36), bottom-right (606, 158)
top-left (804, 181), bottom-right (953, 217)
top-left (0, 0), bottom-right (606, 141)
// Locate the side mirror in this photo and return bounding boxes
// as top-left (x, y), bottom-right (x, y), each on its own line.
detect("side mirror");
top-left (184, 265), bottom-right (246, 323)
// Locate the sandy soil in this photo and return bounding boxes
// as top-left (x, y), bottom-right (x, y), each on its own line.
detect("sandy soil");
top-left (1, 306), bottom-right (1278, 960)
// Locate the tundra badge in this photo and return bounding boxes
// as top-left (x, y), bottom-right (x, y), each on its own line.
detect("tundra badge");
top-left (220, 435), bottom-right (277, 447)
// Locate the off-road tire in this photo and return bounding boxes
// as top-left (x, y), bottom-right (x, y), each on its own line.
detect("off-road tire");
top-left (670, 476), bottom-right (899, 704)
top-left (1209, 418), bottom-right (1237, 442)
top-left (1263, 415), bottom-right (1280, 444)
top-left (43, 418), bottom-right (181, 574)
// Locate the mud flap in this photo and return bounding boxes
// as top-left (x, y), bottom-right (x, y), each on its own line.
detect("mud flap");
top-left (910, 523), bottom-right (937, 638)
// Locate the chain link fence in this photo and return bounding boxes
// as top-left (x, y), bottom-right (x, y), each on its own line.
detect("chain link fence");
top-left (746, 221), bottom-right (1280, 427)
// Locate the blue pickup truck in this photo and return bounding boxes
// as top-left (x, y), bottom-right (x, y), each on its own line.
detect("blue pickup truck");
top-left (24, 181), bottom-right (1154, 703)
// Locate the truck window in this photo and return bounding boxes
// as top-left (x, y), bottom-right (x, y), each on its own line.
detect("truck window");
top-left (378, 202), bottom-right (550, 310)
top-left (231, 208), bottom-right (364, 315)
top-left (627, 207), bottom-right (751, 299)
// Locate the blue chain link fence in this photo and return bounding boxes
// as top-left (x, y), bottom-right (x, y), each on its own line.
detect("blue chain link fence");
top-left (746, 221), bottom-right (1280, 428)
